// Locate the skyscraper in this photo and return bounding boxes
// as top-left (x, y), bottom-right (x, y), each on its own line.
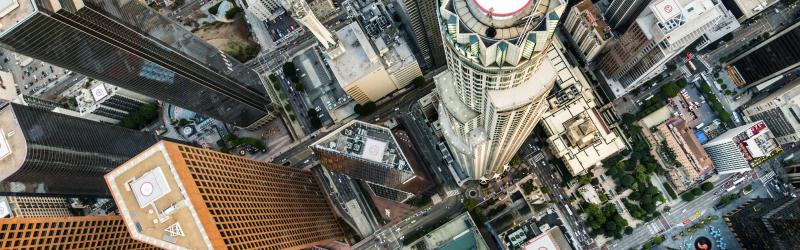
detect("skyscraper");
top-left (727, 21), bottom-right (800, 88)
top-left (435, 0), bottom-right (565, 179)
top-left (703, 121), bottom-right (781, 174)
top-left (724, 198), bottom-right (800, 250)
top-left (603, 0), bottom-right (652, 31)
top-left (0, 0), bottom-right (276, 128)
top-left (105, 141), bottom-right (345, 249)
top-left (742, 78), bottom-right (800, 146)
top-left (4, 196), bottom-right (72, 218)
top-left (563, 0), bottom-right (614, 62)
top-left (598, 0), bottom-right (738, 97)
top-left (394, 0), bottom-right (447, 69)
top-left (310, 120), bottom-right (432, 202)
top-left (0, 103), bottom-right (158, 196)
top-left (0, 215), bottom-right (156, 249)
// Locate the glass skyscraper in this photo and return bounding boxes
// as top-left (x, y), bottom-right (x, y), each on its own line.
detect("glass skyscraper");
top-left (0, 0), bottom-right (275, 128)
top-left (0, 103), bottom-right (158, 196)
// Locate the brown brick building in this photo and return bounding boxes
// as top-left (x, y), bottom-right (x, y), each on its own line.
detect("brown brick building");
top-left (0, 215), bottom-right (156, 249)
top-left (105, 141), bottom-right (345, 250)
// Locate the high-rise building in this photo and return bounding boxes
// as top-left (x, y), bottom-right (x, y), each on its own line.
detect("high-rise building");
top-left (0, 103), bottom-right (158, 196)
top-left (0, 215), bottom-right (156, 249)
top-left (3, 196), bottom-right (72, 218)
top-left (239, 0), bottom-right (285, 21)
top-left (326, 22), bottom-right (422, 105)
top-left (598, 0), bottom-right (739, 97)
top-left (394, 0), bottom-right (446, 69)
top-left (703, 121), bottom-right (781, 174)
top-left (563, 0), bottom-right (614, 62)
top-left (720, 0), bottom-right (778, 21)
top-left (742, 79), bottom-right (800, 146)
top-left (105, 141), bottom-right (345, 249)
top-left (603, 0), bottom-right (652, 31)
top-left (727, 21), bottom-right (800, 88)
top-left (435, 0), bottom-right (565, 179)
top-left (724, 198), bottom-right (800, 250)
top-left (0, 0), bottom-right (276, 129)
top-left (541, 38), bottom-right (626, 176)
top-left (310, 121), bottom-right (432, 202)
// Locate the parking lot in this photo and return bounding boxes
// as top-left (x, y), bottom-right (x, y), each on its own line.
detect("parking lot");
top-left (0, 49), bottom-right (75, 98)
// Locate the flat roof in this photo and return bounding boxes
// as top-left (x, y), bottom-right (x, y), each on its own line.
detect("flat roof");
top-left (487, 59), bottom-right (556, 111)
top-left (312, 120), bottom-right (413, 173)
top-left (521, 227), bottom-right (571, 250)
top-left (105, 142), bottom-right (213, 250)
top-left (0, 0), bottom-right (33, 36)
top-left (328, 22), bottom-right (382, 88)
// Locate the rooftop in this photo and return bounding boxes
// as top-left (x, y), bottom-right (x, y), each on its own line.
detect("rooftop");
top-left (418, 212), bottom-right (489, 249)
top-left (0, 70), bottom-right (15, 101)
top-left (487, 60), bottom-right (556, 111)
top-left (572, 0), bottom-right (612, 37)
top-left (472, 0), bottom-right (533, 17)
top-left (327, 22), bottom-right (383, 88)
top-left (0, 0), bottom-right (33, 36)
top-left (105, 142), bottom-right (213, 250)
top-left (521, 227), bottom-right (571, 250)
top-left (312, 120), bottom-right (413, 173)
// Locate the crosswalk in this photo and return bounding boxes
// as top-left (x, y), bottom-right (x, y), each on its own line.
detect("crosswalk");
top-left (759, 171), bottom-right (776, 184)
top-left (446, 189), bottom-right (461, 197)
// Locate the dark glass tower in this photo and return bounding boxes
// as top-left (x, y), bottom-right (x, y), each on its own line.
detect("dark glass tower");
top-left (0, 0), bottom-right (275, 128)
top-left (724, 198), bottom-right (800, 250)
top-left (0, 103), bottom-right (158, 196)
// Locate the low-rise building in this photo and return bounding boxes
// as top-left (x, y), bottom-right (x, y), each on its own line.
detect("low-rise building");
top-left (541, 39), bottom-right (626, 176)
top-left (720, 0), bottom-right (778, 21)
top-left (704, 121), bottom-right (781, 174)
top-left (520, 227), bottom-right (572, 250)
top-left (742, 78), bottom-right (800, 146)
top-left (654, 117), bottom-right (714, 181)
top-left (408, 212), bottom-right (489, 249)
top-left (579, 184), bottom-right (602, 204)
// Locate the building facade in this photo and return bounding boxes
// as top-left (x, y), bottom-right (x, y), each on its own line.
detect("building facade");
top-left (727, 21), bottom-right (800, 88)
top-left (598, 0), bottom-right (738, 97)
top-left (603, 0), bottom-right (652, 31)
top-left (742, 79), bottom-right (800, 146)
top-left (703, 121), bottom-right (781, 174)
top-left (564, 0), bottom-right (613, 62)
top-left (0, 0), bottom-right (276, 128)
top-left (0, 215), bottom-right (156, 249)
top-left (435, 0), bottom-right (566, 179)
top-left (5, 196), bottom-right (72, 218)
top-left (0, 103), bottom-right (158, 196)
top-left (394, 0), bottom-right (447, 69)
top-left (724, 198), bottom-right (800, 250)
top-left (311, 121), bottom-right (431, 202)
top-left (105, 141), bottom-right (344, 250)
top-left (239, 0), bottom-right (285, 21)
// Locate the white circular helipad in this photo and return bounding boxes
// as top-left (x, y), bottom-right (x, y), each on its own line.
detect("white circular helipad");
top-left (473, 0), bottom-right (533, 17)
top-left (140, 182), bottom-right (154, 196)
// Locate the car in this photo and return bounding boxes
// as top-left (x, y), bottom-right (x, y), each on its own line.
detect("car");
top-left (394, 107), bottom-right (400, 111)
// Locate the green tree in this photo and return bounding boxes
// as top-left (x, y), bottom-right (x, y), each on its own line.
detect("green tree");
top-left (307, 109), bottom-right (322, 129)
top-left (701, 182), bottom-right (714, 191)
top-left (660, 82), bottom-right (681, 98)
top-left (225, 6), bottom-right (242, 19)
top-left (682, 193), bottom-right (695, 201)
top-left (691, 188), bottom-right (703, 196)
top-left (621, 175), bottom-right (635, 188)
top-left (624, 226), bottom-right (634, 235)
top-left (510, 155), bottom-right (523, 166)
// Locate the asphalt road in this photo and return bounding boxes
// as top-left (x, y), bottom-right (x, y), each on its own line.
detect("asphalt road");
top-left (356, 195), bottom-right (464, 250)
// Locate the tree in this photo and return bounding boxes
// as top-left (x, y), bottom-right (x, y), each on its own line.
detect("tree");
top-left (411, 76), bottom-right (426, 88)
top-left (578, 175), bottom-right (592, 186)
top-left (624, 226), bottom-right (634, 235)
top-left (667, 63), bottom-right (677, 72)
top-left (621, 175), bottom-right (635, 188)
top-left (682, 193), bottom-right (695, 201)
top-left (510, 155), bottom-right (523, 166)
top-left (660, 82), bottom-right (681, 98)
top-left (308, 109), bottom-right (322, 129)
top-left (701, 182), bottom-right (714, 191)
top-left (225, 6), bottom-right (242, 19)
top-left (691, 188), bottom-right (703, 196)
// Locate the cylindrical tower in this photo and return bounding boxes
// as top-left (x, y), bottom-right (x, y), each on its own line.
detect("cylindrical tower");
top-left (435, 0), bottom-right (565, 180)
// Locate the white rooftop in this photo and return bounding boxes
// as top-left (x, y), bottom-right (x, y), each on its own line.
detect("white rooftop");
top-left (361, 138), bottom-right (388, 163)
top-left (0, 128), bottom-right (10, 161)
top-left (130, 167), bottom-right (171, 208)
top-left (328, 22), bottom-right (382, 88)
top-left (435, 70), bottom-right (478, 123)
top-left (473, 0), bottom-right (532, 16)
top-left (487, 60), bottom-right (556, 111)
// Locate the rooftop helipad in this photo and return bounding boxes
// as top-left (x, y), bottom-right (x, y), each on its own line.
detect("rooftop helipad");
top-left (473, 0), bottom-right (533, 17)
